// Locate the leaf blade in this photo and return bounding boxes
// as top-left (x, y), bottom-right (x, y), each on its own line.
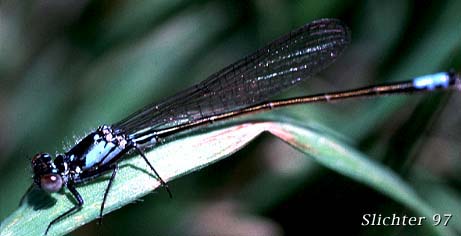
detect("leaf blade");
top-left (1, 119), bottom-right (454, 236)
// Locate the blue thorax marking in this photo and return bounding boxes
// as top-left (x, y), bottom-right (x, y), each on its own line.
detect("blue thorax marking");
top-left (80, 132), bottom-right (124, 168)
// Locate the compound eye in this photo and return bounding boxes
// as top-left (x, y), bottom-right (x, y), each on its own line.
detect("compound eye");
top-left (40, 174), bottom-right (63, 193)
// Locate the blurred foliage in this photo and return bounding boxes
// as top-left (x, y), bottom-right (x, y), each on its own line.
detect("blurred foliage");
top-left (0, 0), bottom-right (460, 235)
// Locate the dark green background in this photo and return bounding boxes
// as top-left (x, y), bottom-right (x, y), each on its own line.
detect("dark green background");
top-left (1, 0), bottom-right (460, 235)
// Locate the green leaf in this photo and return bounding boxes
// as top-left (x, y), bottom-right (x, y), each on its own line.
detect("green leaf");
top-left (0, 118), bottom-right (455, 236)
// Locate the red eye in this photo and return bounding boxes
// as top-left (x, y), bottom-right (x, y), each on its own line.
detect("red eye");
top-left (40, 174), bottom-right (63, 193)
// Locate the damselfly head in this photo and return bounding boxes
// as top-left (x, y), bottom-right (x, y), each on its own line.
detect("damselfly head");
top-left (31, 153), bottom-right (63, 193)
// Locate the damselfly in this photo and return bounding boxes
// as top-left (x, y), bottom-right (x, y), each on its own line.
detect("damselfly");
top-left (20, 18), bottom-right (460, 235)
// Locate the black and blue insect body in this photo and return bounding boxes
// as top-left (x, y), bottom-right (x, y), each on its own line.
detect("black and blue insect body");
top-left (22, 19), bottom-right (460, 234)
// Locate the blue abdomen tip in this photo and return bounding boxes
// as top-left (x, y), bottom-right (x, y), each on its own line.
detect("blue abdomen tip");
top-left (413, 72), bottom-right (450, 90)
